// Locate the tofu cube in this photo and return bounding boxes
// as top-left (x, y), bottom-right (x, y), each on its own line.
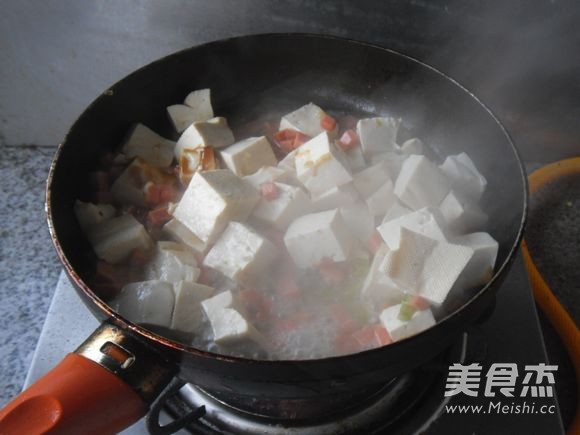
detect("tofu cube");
top-left (243, 166), bottom-right (286, 189)
top-left (203, 222), bottom-right (278, 284)
top-left (440, 152), bottom-right (487, 201)
top-left (279, 103), bottom-right (331, 137)
top-left (377, 207), bottom-right (447, 250)
top-left (361, 244), bottom-right (406, 307)
top-left (121, 123), bottom-right (175, 168)
top-left (394, 155), bottom-right (451, 210)
top-left (381, 228), bottom-right (473, 305)
top-left (284, 209), bottom-right (354, 268)
top-left (74, 200), bottom-right (116, 232)
top-left (399, 138), bottom-right (424, 155)
top-left (201, 290), bottom-right (240, 316)
top-left (167, 105), bottom-right (200, 133)
top-left (145, 241), bottom-right (200, 283)
top-left (184, 89), bottom-right (213, 115)
top-left (252, 182), bottom-right (311, 229)
top-left (356, 117), bottom-right (400, 156)
top-left (111, 158), bottom-right (173, 207)
top-left (381, 200), bottom-right (412, 224)
top-left (87, 214), bottom-right (152, 264)
top-left (220, 136), bottom-right (277, 176)
top-left (206, 307), bottom-right (267, 347)
top-left (370, 151), bottom-right (406, 180)
top-left (366, 179), bottom-right (395, 217)
top-left (162, 218), bottom-right (208, 254)
top-left (112, 281), bottom-right (175, 328)
top-left (294, 132), bottom-right (353, 195)
top-left (352, 161), bottom-right (391, 198)
top-left (343, 146), bottom-right (367, 172)
top-left (454, 232), bottom-right (498, 290)
top-left (173, 170), bottom-right (260, 244)
top-left (379, 304), bottom-right (436, 341)
top-left (310, 183), bottom-right (359, 211)
top-left (440, 190), bottom-right (488, 234)
top-left (175, 117), bottom-right (235, 159)
top-left (339, 202), bottom-right (375, 243)
top-left (171, 281), bottom-right (215, 333)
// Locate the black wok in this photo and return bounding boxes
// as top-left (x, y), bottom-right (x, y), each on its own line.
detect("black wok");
top-left (0, 34), bottom-right (527, 434)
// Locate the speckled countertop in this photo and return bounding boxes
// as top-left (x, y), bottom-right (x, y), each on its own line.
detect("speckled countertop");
top-left (0, 146), bottom-right (61, 406)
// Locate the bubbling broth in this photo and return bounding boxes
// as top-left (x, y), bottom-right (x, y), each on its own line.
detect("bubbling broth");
top-left (77, 90), bottom-right (498, 360)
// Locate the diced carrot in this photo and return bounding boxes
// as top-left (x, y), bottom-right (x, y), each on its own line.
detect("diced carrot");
top-left (352, 324), bottom-right (392, 348)
top-left (276, 275), bottom-right (301, 301)
top-left (273, 129), bottom-right (310, 153)
top-left (128, 248), bottom-right (150, 266)
top-left (147, 206), bottom-right (171, 228)
top-left (260, 182), bottom-right (279, 201)
top-left (374, 326), bottom-right (392, 346)
top-left (159, 184), bottom-right (176, 203)
top-left (337, 129), bottom-right (359, 151)
top-left (367, 231), bottom-right (383, 254)
top-left (410, 295), bottom-right (430, 311)
top-left (320, 114), bottom-right (337, 132)
top-left (330, 304), bottom-right (359, 335)
top-left (316, 258), bottom-right (346, 285)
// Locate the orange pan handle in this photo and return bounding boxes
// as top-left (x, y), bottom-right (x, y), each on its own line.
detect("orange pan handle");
top-left (0, 353), bottom-right (146, 435)
top-left (0, 322), bottom-right (176, 435)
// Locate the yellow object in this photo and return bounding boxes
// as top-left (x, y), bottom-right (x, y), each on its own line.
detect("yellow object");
top-left (522, 157), bottom-right (580, 435)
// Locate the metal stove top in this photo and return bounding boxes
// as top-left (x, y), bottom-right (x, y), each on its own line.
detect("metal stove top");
top-left (25, 253), bottom-right (564, 434)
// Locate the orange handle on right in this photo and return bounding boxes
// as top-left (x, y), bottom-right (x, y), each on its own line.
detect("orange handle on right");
top-left (0, 353), bottom-right (146, 435)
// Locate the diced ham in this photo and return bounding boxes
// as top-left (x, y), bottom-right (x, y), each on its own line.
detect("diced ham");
top-left (337, 129), bottom-right (359, 151)
top-left (320, 114), bottom-right (337, 132)
top-left (273, 129), bottom-right (311, 153)
top-left (147, 206), bottom-right (172, 229)
top-left (260, 182), bottom-right (279, 201)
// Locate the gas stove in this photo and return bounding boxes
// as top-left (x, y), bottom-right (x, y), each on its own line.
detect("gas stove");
top-left (25, 253), bottom-right (564, 434)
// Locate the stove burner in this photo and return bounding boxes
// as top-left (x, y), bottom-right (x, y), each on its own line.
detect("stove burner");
top-left (160, 334), bottom-right (469, 434)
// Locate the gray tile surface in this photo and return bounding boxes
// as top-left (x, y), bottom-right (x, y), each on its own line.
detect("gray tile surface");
top-left (0, 145), bottom-right (61, 407)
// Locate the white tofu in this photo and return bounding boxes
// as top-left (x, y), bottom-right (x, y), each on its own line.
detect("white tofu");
top-left (453, 232), bottom-right (498, 290)
top-left (440, 190), bottom-right (488, 234)
top-left (206, 307), bottom-right (267, 347)
top-left (171, 281), bottom-right (215, 333)
top-left (370, 152), bottom-right (406, 180)
top-left (277, 148), bottom-right (298, 173)
top-left (243, 166), bottom-right (286, 189)
top-left (162, 218), bottom-right (208, 254)
top-left (121, 124), bottom-right (175, 168)
top-left (145, 241), bottom-right (200, 283)
top-left (113, 281), bottom-right (175, 328)
top-left (173, 170), bottom-right (260, 244)
top-left (252, 182), bottom-right (311, 229)
top-left (377, 207), bottom-right (447, 250)
top-left (440, 152), bottom-right (487, 201)
top-left (111, 158), bottom-right (171, 207)
top-left (175, 117), bottom-right (235, 159)
top-left (284, 209), bottom-right (354, 268)
top-left (343, 146), bottom-right (367, 172)
top-left (294, 132), bottom-right (353, 195)
top-left (381, 200), bottom-right (412, 224)
top-left (203, 222), bottom-right (278, 284)
top-left (339, 202), bottom-right (375, 243)
top-left (310, 183), bottom-right (359, 211)
top-left (74, 200), bottom-right (115, 232)
top-left (366, 179), bottom-right (395, 217)
top-left (394, 155), bottom-right (451, 210)
top-left (279, 103), bottom-right (331, 137)
top-left (361, 244), bottom-right (406, 307)
top-left (356, 117), bottom-right (400, 156)
top-left (201, 290), bottom-right (240, 317)
top-left (167, 105), bottom-right (199, 133)
top-left (399, 138), bottom-right (423, 155)
top-left (418, 236), bottom-right (474, 305)
top-left (352, 161), bottom-right (391, 198)
top-left (220, 136), bottom-right (277, 176)
top-left (183, 89), bottom-right (214, 120)
top-left (379, 304), bottom-right (436, 341)
top-left (87, 214), bottom-right (152, 264)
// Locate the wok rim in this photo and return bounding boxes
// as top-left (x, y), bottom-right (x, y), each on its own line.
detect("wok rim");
top-left (45, 32), bottom-right (528, 366)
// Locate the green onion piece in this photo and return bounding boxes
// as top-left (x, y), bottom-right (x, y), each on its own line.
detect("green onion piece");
top-left (398, 301), bottom-right (417, 322)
